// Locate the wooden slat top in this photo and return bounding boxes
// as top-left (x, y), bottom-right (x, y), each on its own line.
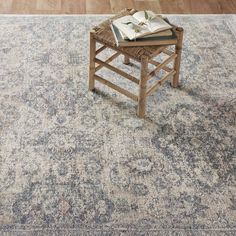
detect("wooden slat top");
top-left (91, 8), bottom-right (177, 61)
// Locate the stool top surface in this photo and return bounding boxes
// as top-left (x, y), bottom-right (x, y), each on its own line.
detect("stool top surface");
top-left (91, 9), bottom-right (180, 61)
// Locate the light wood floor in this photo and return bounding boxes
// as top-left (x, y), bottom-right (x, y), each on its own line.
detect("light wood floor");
top-left (0, 0), bottom-right (236, 14)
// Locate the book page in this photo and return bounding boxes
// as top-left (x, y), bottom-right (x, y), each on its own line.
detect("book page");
top-left (112, 15), bottom-right (150, 40)
top-left (148, 17), bottom-right (172, 32)
top-left (133, 10), bottom-right (172, 33)
top-left (119, 30), bottom-right (127, 40)
top-left (132, 10), bottom-right (156, 22)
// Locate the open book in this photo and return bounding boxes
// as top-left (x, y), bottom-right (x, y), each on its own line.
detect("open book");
top-left (112, 11), bottom-right (172, 40)
top-left (111, 23), bottom-right (177, 47)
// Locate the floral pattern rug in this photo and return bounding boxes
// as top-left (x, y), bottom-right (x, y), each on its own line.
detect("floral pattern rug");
top-left (0, 15), bottom-right (235, 235)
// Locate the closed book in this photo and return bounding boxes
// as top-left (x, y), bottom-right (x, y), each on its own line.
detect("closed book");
top-left (111, 23), bottom-right (177, 47)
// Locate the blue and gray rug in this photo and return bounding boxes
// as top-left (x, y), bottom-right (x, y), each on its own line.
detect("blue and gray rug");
top-left (0, 15), bottom-right (235, 235)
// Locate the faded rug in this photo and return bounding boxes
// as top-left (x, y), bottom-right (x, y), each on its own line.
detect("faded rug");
top-left (0, 15), bottom-right (235, 235)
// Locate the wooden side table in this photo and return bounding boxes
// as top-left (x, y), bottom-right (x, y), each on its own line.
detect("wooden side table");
top-left (89, 9), bottom-right (184, 117)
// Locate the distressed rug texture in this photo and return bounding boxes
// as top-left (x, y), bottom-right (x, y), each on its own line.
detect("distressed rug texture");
top-left (0, 15), bottom-right (236, 235)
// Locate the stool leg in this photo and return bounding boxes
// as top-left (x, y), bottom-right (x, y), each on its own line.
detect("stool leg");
top-left (124, 55), bottom-right (130, 65)
top-left (137, 57), bottom-right (148, 118)
top-left (89, 32), bottom-right (96, 91)
top-left (172, 27), bottom-right (184, 88)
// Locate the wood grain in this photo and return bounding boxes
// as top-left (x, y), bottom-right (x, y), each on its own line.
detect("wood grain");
top-left (172, 27), bottom-right (184, 88)
top-left (137, 57), bottom-right (148, 118)
top-left (61, 0), bottom-right (86, 14)
top-left (86, 0), bottom-right (111, 14)
top-left (89, 32), bottom-right (96, 91)
top-left (36, 0), bottom-right (61, 11)
top-left (0, 0), bottom-right (235, 14)
top-left (11, 0), bottom-right (36, 14)
top-left (134, 0), bottom-right (161, 12)
top-left (0, 0), bottom-right (13, 13)
top-left (110, 0), bottom-right (135, 13)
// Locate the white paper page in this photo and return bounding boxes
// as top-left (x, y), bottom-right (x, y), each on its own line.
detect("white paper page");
top-left (133, 11), bottom-right (171, 33)
top-left (113, 15), bottom-right (150, 40)
top-left (148, 17), bottom-right (172, 32)
top-left (133, 10), bottom-right (156, 22)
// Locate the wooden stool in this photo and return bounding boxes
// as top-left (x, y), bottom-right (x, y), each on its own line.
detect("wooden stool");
top-left (89, 9), bottom-right (184, 118)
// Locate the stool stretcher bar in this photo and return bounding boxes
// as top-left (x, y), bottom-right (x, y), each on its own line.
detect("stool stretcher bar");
top-left (94, 75), bottom-right (138, 102)
top-left (149, 60), bottom-right (172, 72)
top-left (95, 52), bottom-right (121, 72)
top-left (162, 48), bottom-right (175, 56)
top-left (95, 58), bottom-right (139, 84)
top-left (146, 70), bottom-right (176, 96)
top-left (147, 53), bottom-right (177, 80)
top-left (96, 45), bottom-right (107, 55)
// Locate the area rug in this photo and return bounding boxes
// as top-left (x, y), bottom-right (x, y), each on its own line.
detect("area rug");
top-left (0, 15), bottom-right (235, 235)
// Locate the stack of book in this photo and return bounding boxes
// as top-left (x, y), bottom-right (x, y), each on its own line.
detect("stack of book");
top-left (110, 10), bottom-right (177, 47)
